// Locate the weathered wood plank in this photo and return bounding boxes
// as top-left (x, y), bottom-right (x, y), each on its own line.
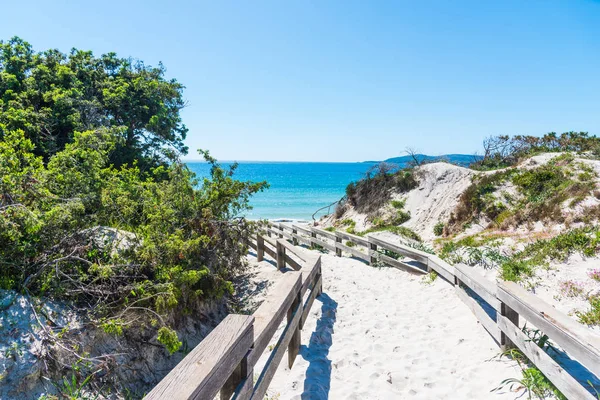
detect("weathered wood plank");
top-left (367, 236), bottom-right (430, 264)
top-left (455, 264), bottom-right (500, 311)
top-left (256, 236), bottom-right (264, 262)
top-left (371, 251), bottom-right (427, 274)
top-left (220, 352), bottom-right (251, 400)
top-left (310, 226), bottom-right (337, 241)
top-left (301, 274), bottom-right (322, 329)
top-left (426, 255), bottom-right (455, 284)
top-left (262, 243), bottom-right (276, 260)
top-left (500, 301), bottom-right (519, 350)
top-left (335, 241), bottom-right (370, 262)
top-left (276, 242), bottom-right (285, 270)
top-left (288, 291), bottom-right (301, 368)
top-left (251, 298), bottom-right (302, 400)
top-left (455, 285), bottom-right (501, 344)
top-left (277, 239), bottom-right (310, 262)
top-left (247, 240), bottom-right (257, 251)
top-left (369, 241), bottom-right (377, 264)
top-left (334, 231), bottom-right (369, 247)
top-left (263, 235), bottom-right (277, 248)
top-left (307, 235), bottom-right (336, 252)
top-left (291, 224), bottom-right (312, 235)
top-left (300, 256), bottom-right (321, 297)
top-left (285, 253), bottom-right (302, 271)
top-left (268, 227), bottom-right (292, 240)
top-left (231, 375), bottom-right (253, 400)
top-left (279, 223), bottom-right (295, 233)
top-left (497, 315), bottom-right (596, 400)
top-left (248, 272), bottom-right (301, 366)
top-left (291, 233), bottom-right (312, 247)
top-left (498, 281), bottom-right (600, 378)
top-left (146, 315), bottom-right (254, 400)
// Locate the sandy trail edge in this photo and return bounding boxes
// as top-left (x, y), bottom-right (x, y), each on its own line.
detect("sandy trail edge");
top-left (256, 253), bottom-right (522, 400)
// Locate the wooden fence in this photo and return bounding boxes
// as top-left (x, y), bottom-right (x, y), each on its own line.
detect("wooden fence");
top-left (146, 236), bottom-right (322, 400)
top-left (265, 221), bottom-right (600, 399)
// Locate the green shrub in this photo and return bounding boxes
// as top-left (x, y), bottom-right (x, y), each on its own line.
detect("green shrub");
top-left (433, 222), bottom-right (444, 236)
top-left (344, 165), bottom-right (418, 214)
top-left (0, 130), bottom-right (267, 355)
top-left (576, 296), bottom-right (600, 326)
top-left (500, 260), bottom-right (535, 282)
top-left (421, 271), bottom-right (438, 285)
top-left (391, 210), bottom-right (411, 225)
top-left (390, 199), bottom-right (406, 209)
top-left (450, 160), bottom-right (597, 233)
top-left (471, 132), bottom-right (600, 171)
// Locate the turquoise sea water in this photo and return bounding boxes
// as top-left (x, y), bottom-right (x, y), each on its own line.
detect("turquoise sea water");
top-left (187, 162), bottom-right (374, 221)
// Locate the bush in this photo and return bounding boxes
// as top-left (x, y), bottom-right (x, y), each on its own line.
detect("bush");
top-left (390, 199), bottom-right (406, 209)
top-left (471, 132), bottom-right (600, 171)
top-left (498, 227), bottom-right (600, 281)
top-left (345, 165), bottom-right (418, 214)
top-left (390, 210), bottom-right (411, 225)
top-left (576, 296), bottom-right (600, 326)
top-left (449, 160), bottom-right (597, 233)
top-left (433, 222), bottom-right (444, 236)
top-left (500, 260), bottom-right (535, 282)
top-left (0, 129), bottom-right (267, 354)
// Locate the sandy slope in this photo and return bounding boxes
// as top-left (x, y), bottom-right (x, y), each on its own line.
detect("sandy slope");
top-left (400, 163), bottom-right (476, 242)
top-left (253, 254), bottom-right (521, 400)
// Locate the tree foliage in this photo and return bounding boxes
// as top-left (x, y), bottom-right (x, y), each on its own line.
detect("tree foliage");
top-left (471, 132), bottom-right (600, 170)
top-left (0, 129), bottom-right (267, 349)
top-left (0, 38), bottom-right (268, 370)
top-left (0, 36), bottom-right (188, 170)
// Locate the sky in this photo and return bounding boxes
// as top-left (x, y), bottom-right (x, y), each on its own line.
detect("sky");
top-left (1, 0), bottom-right (599, 162)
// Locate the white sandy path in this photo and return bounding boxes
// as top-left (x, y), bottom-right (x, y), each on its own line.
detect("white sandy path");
top-left (260, 253), bottom-right (522, 400)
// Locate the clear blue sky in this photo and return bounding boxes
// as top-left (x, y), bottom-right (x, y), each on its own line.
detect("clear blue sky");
top-left (2, 0), bottom-right (599, 162)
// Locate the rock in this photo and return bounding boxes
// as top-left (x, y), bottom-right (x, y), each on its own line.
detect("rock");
top-left (78, 226), bottom-right (139, 257)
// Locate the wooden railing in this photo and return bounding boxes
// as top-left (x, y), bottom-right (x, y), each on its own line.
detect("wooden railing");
top-left (146, 235), bottom-right (322, 400)
top-left (266, 221), bottom-right (600, 399)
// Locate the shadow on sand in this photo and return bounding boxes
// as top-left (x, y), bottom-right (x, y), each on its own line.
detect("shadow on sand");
top-left (299, 292), bottom-right (338, 400)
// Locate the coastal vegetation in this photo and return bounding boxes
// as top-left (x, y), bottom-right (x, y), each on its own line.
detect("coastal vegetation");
top-left (344, 163), bottom-right (418, 214)
top-left (471, 132), bottom-right (600, 171)
top-left (0, 37), bottom-right (266, 396)
top-left (447, 156), bottom-right (597, 233)
top-left (327, 132), bottom-right (600, 343)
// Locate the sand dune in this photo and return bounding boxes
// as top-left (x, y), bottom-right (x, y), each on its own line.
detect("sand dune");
top-left (249, 253), bottom-right (522, 400)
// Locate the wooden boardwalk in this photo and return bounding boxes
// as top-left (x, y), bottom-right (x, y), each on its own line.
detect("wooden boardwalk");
top-left (263, 253), bottom-right (520, 399)
top-left (147, 223), bottom-right (600, 399)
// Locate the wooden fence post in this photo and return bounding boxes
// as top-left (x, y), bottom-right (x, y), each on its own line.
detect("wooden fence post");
top-left (316, 258), bottom-right (323, 296)
top-left (292, 228), bottom-right (298, 246)
top-left (220, 344), bottom-right (252, 400)
top-left (276, 241), bottom-right (285, 271)
top-left (368, 237), bottom-right (377, 265)
top-left (257, 235), bottom-right (264, 262)
top-left (288, 289), bottom-right (301, 368)
top-left (335, 233), bottom-right (342, 257)
top-left (500, 301), bottom-right (519, 351)
top-left (278, 224), bottom-right (284, 239)
top-left (310, 230), bottom-right (317, 248)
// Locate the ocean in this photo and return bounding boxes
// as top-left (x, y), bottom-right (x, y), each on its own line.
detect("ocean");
top-left (187, 161), bottom-right (375, 221)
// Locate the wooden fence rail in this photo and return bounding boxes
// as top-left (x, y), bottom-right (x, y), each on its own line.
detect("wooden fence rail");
top-left (146, 234), bottom-right (322, 400)
top-left (266, 221), bottom-right (600, 399)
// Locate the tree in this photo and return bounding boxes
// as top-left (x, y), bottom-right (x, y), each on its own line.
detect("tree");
top-left (0, 37), bottom-right (188, 170)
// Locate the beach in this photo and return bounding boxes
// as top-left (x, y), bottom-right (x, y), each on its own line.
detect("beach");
top-left (244, 252), bottom-right (522, 400)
